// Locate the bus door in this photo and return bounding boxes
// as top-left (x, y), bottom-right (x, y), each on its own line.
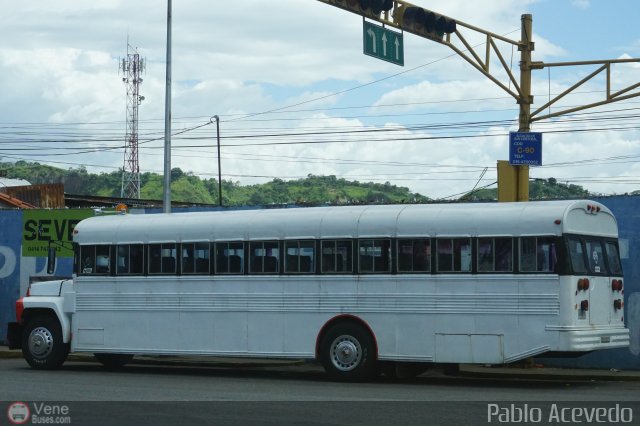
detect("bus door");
top-left (568, 237), bottom-right (608, 325)
top-left (584, 239), bottom-right (610, 326)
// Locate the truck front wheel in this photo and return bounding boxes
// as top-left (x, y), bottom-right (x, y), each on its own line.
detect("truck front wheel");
top-left (22, 315), bottom-right (69, 370)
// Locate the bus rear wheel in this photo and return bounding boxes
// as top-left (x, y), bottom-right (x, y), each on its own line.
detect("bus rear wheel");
top-left (94, 353), bottom-right (134, 369)
top-left (320, 322), bottom-right (377, 382)
top-left (22, 315), bottom-right (69, 370)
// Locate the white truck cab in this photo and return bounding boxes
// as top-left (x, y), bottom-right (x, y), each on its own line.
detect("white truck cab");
top-left (7, 277), bottom-right (75, 369)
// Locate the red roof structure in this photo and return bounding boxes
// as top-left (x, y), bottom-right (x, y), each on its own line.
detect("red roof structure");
top-left (0, 191), bottom-right (35, 209)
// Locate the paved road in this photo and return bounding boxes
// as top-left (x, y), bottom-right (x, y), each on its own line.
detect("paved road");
top-left (1, 358), bottom-right (639, 425)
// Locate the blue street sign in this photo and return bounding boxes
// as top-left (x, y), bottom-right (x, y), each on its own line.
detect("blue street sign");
top-left (509, 132), bottom-right (542, 166)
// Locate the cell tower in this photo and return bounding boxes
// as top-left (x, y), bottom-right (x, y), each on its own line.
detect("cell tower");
top-left (120, 43), bottom-right (145, 199)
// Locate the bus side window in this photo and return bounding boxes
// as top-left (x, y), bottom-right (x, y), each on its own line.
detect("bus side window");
top-left (495, 238), bottom-right (513, 272)
top-left (397, 239), bottom-right (431, 273)
top-left (358, 239), bottom-right (390, 273)
top-left (537, 238), bottom-right (556, 272)
top-left (117, 245), bottom-right (129, 274)
top-left (130, 244), bottom-right (144, 274)
top-left (478, 239), bottom-right (493, 272)
top-left (182, 243), bottom-right (195, 274)
top-left (80, 245), bottom-right (96, 275)
top-left (285, 240), bottom-right (315, 274)
top-left (162, 244), bottom-right (177, 274)
top-left (437, 238), bottom-right (470, 272)
top-left (215, 242), bottom-right (244, 274)
top-left (182, 242), bottom-right (210, 275)
top-left (478, 238), bottom-right (513, 273)
top-left (321, 240), bottom-right (352, 274)
top-left (454, 239), bottom-right (471, 272)
top-left (520, 238), bottom-right (536, 272)
top-left (194, 242), bottom-right (210, 274)
top-left (117, 244), bottom-right (144, 275)
top-left (149, 243), bottom-right (177, 275)
top-left (80, 245), bottom-right (110, 275)
top-left (520, 237), bottom-right (557, 273)
top-left (437, 239), bottom-right (453, 272)
top-left (95, 246), bottom-right (110, 274)
top-left (249, 241), bottom-right (279, 274)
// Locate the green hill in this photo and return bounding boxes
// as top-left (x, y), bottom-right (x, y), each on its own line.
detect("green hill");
top-left (1, 161), bottom-right (594, 205)
top-left (1, 161), bottom-right (429, 206)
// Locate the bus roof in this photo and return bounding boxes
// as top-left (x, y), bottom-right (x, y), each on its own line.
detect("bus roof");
top-left (72, 200), bottom-right (618, 245)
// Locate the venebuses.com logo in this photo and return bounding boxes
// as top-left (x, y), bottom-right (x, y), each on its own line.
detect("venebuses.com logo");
top-left (7, 402), bottom-right (30, 425)
top-left (6, 402), bottom-right (71, 425)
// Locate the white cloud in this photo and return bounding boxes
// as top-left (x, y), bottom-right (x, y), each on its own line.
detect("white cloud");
top-left (571, 0), bottom-right (591, 9)
top-left (373, 80), bottom-right (515, 113)
top-left (0, 0), bottom-right (638, 199)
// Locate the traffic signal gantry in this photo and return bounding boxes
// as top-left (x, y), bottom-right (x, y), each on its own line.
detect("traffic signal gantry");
top-left (318, 0), bottom-right (640, 201)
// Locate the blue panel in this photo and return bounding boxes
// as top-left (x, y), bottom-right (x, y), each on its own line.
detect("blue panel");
top-left (509, 132), bottom-right (542, 166)
top-left (0, 211), bottom-right (22, 344)
top-left (0, 210), bottom-right (75, 344)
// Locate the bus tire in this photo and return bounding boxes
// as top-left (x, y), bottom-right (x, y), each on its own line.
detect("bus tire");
top-left (94, 353), bottom-right (134, 369)
top-left (320, 322), bottom-right (376, 382)
top-left (21, 315), bottom-right (69, 370)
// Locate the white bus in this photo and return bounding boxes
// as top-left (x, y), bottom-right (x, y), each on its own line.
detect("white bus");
top-left (8, 200), bottom-right (629, 381)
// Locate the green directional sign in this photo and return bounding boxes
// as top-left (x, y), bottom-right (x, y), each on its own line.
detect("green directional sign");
top-left (363, 21), bottom-right (404, 66)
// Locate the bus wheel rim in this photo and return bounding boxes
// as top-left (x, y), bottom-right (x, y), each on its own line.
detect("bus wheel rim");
top-left (28, 327), bottom-right (54, 359)
top-left (330, 335), bottom-right (362, 371)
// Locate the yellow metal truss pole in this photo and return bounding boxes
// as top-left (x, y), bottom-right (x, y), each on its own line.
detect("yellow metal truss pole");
top-left (317, 1), bottom-right (640, 202)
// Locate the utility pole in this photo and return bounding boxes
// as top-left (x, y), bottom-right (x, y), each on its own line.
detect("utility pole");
top-left (498, 14), bottom-right (533, 202)
top-left (214, 115), bottom-right (223, 207)
top-left (120, 43), bottom-right (145, 200)
top-left (518, 14), bottom-right (533, 135)
top-left (317, 0), bottom-right (640, 201)
top-left (163, 0), bottom-right (173, 213)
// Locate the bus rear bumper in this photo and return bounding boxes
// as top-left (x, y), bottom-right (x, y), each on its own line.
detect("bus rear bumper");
top-left (549, 326), bottom-right (630, 351)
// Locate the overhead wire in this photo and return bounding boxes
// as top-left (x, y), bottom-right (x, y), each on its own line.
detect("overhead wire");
top-left (1, 25), bottom-right (638, 196)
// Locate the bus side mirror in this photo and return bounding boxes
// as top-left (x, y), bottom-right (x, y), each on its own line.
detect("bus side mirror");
top-left (47, 247), bottom-right (56, 275)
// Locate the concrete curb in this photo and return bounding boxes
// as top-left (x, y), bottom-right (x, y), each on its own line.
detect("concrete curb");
top-left (0, 350), bottom-right (21, 359)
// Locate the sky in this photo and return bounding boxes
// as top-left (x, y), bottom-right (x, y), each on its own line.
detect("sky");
top-left (1, 0), bottom-right (639, 200)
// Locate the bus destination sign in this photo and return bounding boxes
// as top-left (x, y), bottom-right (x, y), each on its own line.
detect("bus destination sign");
top-left (509, 131), bottom-right (542, 166)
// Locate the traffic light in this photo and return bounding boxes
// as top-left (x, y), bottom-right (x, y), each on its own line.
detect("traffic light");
top-left (342, 0), bottom-right (394, 17)
top-left (399, 6), bottom-right (456, 41)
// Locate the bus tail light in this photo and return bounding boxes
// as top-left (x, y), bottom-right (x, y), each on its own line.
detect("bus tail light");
top-left (15, 298), bottom-right (24, 323)
top-left (614, 299), bottom-right (623, 310)
top-left (580, 300), bottom-right (589, 311)
top-left (586, 204), bottom-right (601, 214)
top-left (612, 279), bottom-right (623, 292)
top-left (577, 278), bottom-right (590, 291)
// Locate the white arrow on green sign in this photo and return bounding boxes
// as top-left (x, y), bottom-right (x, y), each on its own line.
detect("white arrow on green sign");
top-left (363, 21), bottom-right (404, 66)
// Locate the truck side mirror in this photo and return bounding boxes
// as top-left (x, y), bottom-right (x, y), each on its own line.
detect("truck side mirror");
top-left (47, 247), bottom-right (56, 275)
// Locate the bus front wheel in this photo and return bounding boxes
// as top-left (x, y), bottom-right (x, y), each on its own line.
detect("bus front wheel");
top-left (22, 315), bottom-right (69, 370)
top-left (320, 322), bottom-right (377, 381)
